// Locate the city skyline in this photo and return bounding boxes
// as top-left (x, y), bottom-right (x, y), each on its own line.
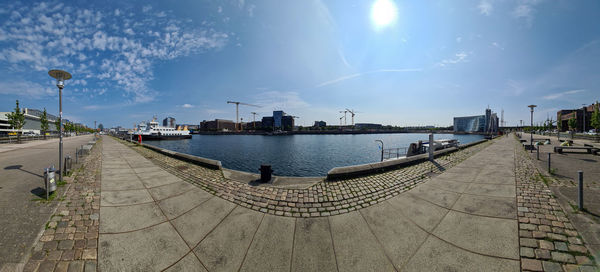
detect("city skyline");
top-left (0, 0), bottom-right (599, 128)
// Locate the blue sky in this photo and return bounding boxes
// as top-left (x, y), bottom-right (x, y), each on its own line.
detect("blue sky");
top-left (0, 0), bottom-right (598, 128)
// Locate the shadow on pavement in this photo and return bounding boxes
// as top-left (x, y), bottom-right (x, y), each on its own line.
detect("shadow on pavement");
top-left (4, 164), bottom-right (44, 178)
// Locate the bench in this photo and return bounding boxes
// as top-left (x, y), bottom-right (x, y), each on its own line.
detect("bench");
top-left (554, 146), bottom-right (598, 154)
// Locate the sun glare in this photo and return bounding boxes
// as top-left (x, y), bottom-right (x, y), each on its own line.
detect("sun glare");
top-left (371, 0), bottom-right (398, 29)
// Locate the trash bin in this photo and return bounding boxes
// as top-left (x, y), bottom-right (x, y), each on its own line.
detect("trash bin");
top-left (259, 164), bottom-right (273, 183)
top-left (44, 166), bottom-right (57, 199)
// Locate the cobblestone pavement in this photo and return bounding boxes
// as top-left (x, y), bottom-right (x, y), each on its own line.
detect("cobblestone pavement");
top-left (125, 137), bottom-right (493, 217)
top-left (514, 136), bottom-right (598, 271)
top-left (95, 135), bottom-right (528, 271)
top-left (21, 140), bottom-right (101, 272)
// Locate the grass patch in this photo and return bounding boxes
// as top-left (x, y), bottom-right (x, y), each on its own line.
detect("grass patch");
top-left (549, 167), bottom-right (558, 175)
top-left (537, 173), bottom-right (552, 186)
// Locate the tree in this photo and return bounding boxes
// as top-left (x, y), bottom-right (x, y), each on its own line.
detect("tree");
top-left (568, 116), bottom-right (577, 132)
top-left (591, 102), bottom-right (600, 137)
top-left (98, 123), bottom-right (104, 131)
top-left (40, 108), bottom-right (49, 139)
top-left (6, 100), bottom-right (26, 143)
top-left (55, 118), bottom-right (61, 134)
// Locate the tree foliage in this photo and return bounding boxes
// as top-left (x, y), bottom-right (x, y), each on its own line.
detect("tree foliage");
top-left (6, 100), bottom-right (26, 142)
top-left (568, 116), bottom-right (577, 131)
top-left (591, 103), bottom-right (600, 132)
top-left (40, 108), bottom-right (49, 136)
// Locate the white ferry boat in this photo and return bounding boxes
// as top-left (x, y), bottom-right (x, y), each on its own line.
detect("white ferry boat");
top-left (131, 118), bottom-right (192, 140)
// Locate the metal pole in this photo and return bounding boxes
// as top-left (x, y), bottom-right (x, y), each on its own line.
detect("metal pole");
top-left (59, 87), bottom-right (63, 181)
top-left (375, 140), bottom-right (383, 162)
top-left (578, 170), bottom-right (583, 210)
top-left (548, 153), bottom-right (551, 173)
top-left (530, 109), bottom-right (533, 153)
top-left (429, 133), bottom-right (434, 161)
top-left (536, 145), bottom-right (539, 160)
top-left (45, 168), bottom-right (49, 200)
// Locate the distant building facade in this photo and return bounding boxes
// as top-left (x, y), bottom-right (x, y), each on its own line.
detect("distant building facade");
top-left (200, 119), bottom-right (235, 131)
top-left (313, 121), bottom-right (326, 128)
top-left (262, 111), bottom-right (295, 131)
top-left (163, 117), bottom-right (176, 128)
top-left (355, 123), bottom-right (383, 129)
top-left (0, 108), bottom-right (60, 135)
top-left (454, 108), bottom-right (499, 133)
top-left (557, 102), bottom-right (599, 132)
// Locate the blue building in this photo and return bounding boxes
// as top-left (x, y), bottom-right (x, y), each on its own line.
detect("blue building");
top-left (453, 108), bottom-right (499, 133)
top-left (273, 111), bottom-right (284, 128)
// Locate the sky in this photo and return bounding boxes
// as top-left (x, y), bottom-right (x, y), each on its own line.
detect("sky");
top-left (0, 0), bottom-right (599, 128)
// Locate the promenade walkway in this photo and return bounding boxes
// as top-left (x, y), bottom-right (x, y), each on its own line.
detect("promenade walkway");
top-left (98, 136), bottom-right (523, 271)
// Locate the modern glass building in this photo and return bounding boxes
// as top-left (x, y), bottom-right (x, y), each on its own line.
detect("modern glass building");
top-left (454, 108), bottom-right (499, 133)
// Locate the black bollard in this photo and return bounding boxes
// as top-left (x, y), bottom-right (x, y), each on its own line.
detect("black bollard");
top-left (578, 171), bottom-right (584, 211)
top-left (259, 165), bottom-right (273, 183)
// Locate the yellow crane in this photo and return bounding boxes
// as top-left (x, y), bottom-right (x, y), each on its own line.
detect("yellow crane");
top-left (227, 101), bottom-right (260, 131)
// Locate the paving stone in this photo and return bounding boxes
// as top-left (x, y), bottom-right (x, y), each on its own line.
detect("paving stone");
top-left (534, 249), bottom-right (551, 260)
top-left (554, 241), bottom-right (568, 252)
top-left (520, 247), bottom-right (535, 258)
top-left (521, 258), bottom-right (543, 271)
top-left (551, 252), bottom-right (576, 264)
top-left (541, 261), bottom-right (562, 272)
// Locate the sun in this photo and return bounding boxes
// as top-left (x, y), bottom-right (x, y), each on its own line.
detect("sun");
top-left (371, 0), bottom-right (398, 29)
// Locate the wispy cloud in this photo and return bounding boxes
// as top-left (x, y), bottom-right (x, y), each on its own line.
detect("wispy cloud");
top-left (253, 91), bottom-right (310, 112)
top-left (0, 80), bottom-right (54, 98)
top-left (316, 68), bottom-right (422, 88)
top-left (512, 0), bottom-right (544, 26)
top-left (180, 103), bottom-right (194, 108)
top-left (543, 89), bottom-right (585, 100)
top-left (436, 52), bottom-right (469, 67)
top-left (478, 0), bottom-right (493, 16)
top-left (0, 2), bottom-right (228, 102)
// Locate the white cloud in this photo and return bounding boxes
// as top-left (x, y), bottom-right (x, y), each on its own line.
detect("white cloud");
top-left (478, 0), bottom-right (493, 16)
top-left (253, 91), bottom-right (310, 112)
top-left (0, 80), bottom-right (55, 98)
top-left (436, 52), bottom-right (469, 67)
top-left (512, 0), bottom-right (544, 26)
top-left (492, 42), bottom-right (504, 50)
top-left (543, 89), bottom-right (585, 100)
top-left (0, 2), bottom-right (228, 102)
top-left (180, 104), bottom-right (194, 108)
top-left (142, 5), bottom-right (152, 13)
top-left (316, 68), bottom-right (422, 87)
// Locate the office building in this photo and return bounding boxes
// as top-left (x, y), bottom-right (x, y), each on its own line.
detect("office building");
top-left (163, 117), bottom-right (176, 128)
top-left (314, 121), bottom-right (326, 128)
top-left (200, 119), bottom-right (235, 131)
top-left (0, 108), bottom-right (59, 135)
top-left (454, 108), bottom-right (499, 133)
top-left (557, 101), bottom-right (599, 132)
top-left (262, 111), bottom-right (296, 131)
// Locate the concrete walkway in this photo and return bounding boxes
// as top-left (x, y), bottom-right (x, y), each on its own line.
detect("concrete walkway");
top-left (99, 136), bottom-right (520, 271)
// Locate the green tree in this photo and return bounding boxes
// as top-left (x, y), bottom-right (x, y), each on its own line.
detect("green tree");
top-left (568, 116), bottom-right (577, 132)
top-left (55, 118), bottom-right (61, 134)
top-left (6, 100), bottom-right (26, 143)
top-left (591, 102), bottom-right (600, 135)
top-left (98, 123), bottom-right (104, 131)
top-left (40, 108), bottom-right (49, 139)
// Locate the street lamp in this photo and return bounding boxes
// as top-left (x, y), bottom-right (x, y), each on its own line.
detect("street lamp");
top-left (582, 104), bottom-right (586, 133)
top-left (48, 69), bottom-right (72, 182)
top-left (528, 105), bottom-right (536, 153)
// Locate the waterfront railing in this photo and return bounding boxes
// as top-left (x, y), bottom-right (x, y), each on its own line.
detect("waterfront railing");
top-left (382, 147), bottom-right (408, 160)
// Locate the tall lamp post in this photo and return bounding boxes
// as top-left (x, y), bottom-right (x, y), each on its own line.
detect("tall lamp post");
top-left (528, 105), bottom-right (537, 153)
top-left (49, 70), bottom-right (72, 181)
top-left (582, 104), bottom-right (586, 133)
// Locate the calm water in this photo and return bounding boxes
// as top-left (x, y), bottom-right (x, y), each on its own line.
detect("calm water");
top-left (146, 133), bottom-right (484, 177)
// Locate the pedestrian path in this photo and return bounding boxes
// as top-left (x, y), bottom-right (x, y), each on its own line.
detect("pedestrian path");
top-left (99, 136), bottom-right (522, 271)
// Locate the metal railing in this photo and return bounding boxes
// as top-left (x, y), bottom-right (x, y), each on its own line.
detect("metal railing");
top-left (0, 134), bottom-right (61, 144)
top-left (382, 147), bottom-right (408, 160)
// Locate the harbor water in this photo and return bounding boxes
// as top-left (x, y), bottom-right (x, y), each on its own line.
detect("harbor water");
top-left (145, 133), bottom-right (485, 177)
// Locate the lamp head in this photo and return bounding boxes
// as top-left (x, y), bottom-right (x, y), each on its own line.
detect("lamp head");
top-left (528, 105), bottom-right (537, 112)
top-left (48, 70), bottom-right (72, 89)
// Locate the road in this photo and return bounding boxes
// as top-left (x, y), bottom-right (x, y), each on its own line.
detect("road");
top-left (0, 135), bottom-right (94, 269)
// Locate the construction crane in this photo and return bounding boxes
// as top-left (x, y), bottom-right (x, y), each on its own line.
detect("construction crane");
top-left (250, 112), bottom-right (258, 129)
top-left (339, 116), bottom-right (345, 126)
top-left (227, 101), bottom-right (260, 131)
top-left (345, 109), bottom-right (359, 126)
top-left (339, 110), bottom-right (348, 126)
